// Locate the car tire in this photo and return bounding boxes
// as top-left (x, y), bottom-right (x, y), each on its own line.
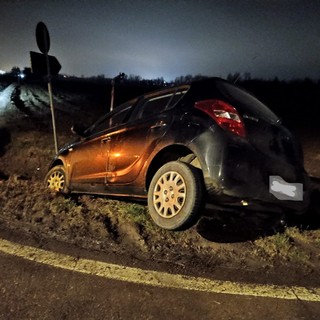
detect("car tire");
top-left (45, 165), bottom-right (68, 194)
top-left (148, 161), bottom-right (204, 230)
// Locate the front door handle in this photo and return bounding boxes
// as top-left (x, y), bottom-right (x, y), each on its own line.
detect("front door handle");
top-left (101, 137), bottom-right (111, 143)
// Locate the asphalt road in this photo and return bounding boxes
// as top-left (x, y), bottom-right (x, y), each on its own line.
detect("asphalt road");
top-left (0, 236), bottom-right (319, 320)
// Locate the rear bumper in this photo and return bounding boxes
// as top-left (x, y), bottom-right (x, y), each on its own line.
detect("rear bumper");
top-left (200, 139), bottom-right (311, 214)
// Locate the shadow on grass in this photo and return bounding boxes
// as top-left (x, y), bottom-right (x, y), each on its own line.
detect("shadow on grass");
top-left (11, 86), bottom-right (32, 117)
top-left (287, 185), bottom-right (320, 230)
top-left (0, 127), bottom-right (11, 156)
top-left (196, 208), bottom-right (285, 243)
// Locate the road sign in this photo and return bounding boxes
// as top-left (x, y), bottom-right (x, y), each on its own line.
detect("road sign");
top-left (36, 22), bottom-right (50, 54)
top-left (33, 21), bottom-right (60, 154)
top-left (30, 51), bottom-right (61, 76)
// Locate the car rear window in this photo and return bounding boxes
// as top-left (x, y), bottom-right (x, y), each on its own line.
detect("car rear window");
top-left (217, 81), bottom-right (279, 124)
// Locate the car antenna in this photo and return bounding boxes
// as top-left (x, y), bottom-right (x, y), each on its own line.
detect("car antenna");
top-left (234, 74), bottom-right (241, 84)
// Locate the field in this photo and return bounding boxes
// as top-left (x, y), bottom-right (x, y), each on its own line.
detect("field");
top-left (0, 77), bottom-right (320, 287)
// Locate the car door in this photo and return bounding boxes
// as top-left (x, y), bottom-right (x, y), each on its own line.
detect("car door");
top-left (69, 103), bottom-right (134, 189)
top-left (69, 134), bottom-right (110, 187)
top-left (106, 92), bottom-right (175, 185)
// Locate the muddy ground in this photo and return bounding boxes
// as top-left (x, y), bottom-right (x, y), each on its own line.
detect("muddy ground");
top-left (0, 81), bottom-right (320, 287)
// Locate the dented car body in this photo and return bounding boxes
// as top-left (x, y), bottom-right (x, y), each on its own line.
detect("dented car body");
top-left (46, 77), bottom-right (310, 230)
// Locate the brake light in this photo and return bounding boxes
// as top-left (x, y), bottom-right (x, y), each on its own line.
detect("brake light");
top-left (195, 99), bottom-right (246, 138)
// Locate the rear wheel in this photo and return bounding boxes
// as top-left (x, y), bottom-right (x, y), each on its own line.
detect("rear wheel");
top-left (45, 165), bottom-right (68, 193)
top-left (148, 161), bottom-right (204, 230)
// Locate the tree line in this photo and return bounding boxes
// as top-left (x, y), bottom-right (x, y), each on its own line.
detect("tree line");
top-left (1, 68), bottom-right (319, 126)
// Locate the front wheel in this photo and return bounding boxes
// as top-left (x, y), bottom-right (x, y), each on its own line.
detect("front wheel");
top-left (45, 165), bottom-right (68, 193)
top-left (148, 161), bottom-right (204, 230)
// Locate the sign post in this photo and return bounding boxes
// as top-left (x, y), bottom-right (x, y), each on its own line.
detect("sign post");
top-left (110, 72), bottom-right (126, 112)
top-left (34, 22), bottom-right (59, 154)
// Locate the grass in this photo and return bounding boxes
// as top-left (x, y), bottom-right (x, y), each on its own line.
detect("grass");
top-left (1, 174), bottom-right (320, 275)
top-left (253, 227), bottom-right (312, 265)
top-left (118, 202), bottom-right (154, 226)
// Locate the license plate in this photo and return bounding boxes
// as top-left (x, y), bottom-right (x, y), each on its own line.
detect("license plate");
top-left (269, 176), bottom-right (303, 201)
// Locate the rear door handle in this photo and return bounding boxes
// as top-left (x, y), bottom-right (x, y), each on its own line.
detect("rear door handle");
top-left (151, 121), bottom-right (167, 129)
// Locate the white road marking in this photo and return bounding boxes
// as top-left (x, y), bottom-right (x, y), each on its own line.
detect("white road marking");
top-left (0, 238), bottom-right (319, 302)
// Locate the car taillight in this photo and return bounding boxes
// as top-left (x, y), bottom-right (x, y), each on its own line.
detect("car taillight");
top-left (195, 99), bottom-right (246, 138)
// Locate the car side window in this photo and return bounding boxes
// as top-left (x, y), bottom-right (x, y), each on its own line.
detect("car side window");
top-left (89, 105), bottom-right (132, 136)
top-left (167, 89), bottom-right (188, 109)
top-left (138, 94), bottom-right (173, 119)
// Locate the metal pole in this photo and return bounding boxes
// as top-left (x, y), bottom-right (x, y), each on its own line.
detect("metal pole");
top-left (110, 79), bottom-right (115, 112)
top-left (45, 53), bottom-right (58, 154)
top-left (47, 81), bottom-right (58, 154)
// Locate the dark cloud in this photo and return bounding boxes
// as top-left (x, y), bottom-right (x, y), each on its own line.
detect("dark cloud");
top-left (1, 0), bottom-right (320, 80)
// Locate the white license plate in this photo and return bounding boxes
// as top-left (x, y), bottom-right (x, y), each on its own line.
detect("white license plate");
top-left (269, 176), bottom-right (303, 201)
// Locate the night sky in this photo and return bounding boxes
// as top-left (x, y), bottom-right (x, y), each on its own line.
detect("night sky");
top-left (1, 0), bottom-right (320, 81)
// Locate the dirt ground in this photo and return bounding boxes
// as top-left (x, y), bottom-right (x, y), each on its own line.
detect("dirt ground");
top-left (1, 81), bottom-right (320, 287)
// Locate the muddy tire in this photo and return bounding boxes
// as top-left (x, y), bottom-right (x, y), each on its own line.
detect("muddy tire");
top-left (148, 161), bottom-right (203, 230)
top-left (45, 165), bottom-right (68, 193)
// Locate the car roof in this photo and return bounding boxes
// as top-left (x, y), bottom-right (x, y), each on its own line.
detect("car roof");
top-left (140, 84), bottom-right (190, 100)
top-left (132, 77), bottom-right (226, 101)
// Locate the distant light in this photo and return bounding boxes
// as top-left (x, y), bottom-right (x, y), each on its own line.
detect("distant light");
top-left (241, 200), bottom-right (249, 206)
top-left (19, 73), bottom-right (25, 79)
top-left (0, 70), bottom-right (5, 75)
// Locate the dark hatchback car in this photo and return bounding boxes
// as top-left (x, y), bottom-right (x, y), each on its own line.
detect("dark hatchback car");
top-left (45, 77), bottom-right (310, 230)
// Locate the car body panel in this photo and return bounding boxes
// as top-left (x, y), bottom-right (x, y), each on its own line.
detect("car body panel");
top-left (106, 112), bottom-right (172, 185)
top-left (47, 77), bottom-right (311, 216)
